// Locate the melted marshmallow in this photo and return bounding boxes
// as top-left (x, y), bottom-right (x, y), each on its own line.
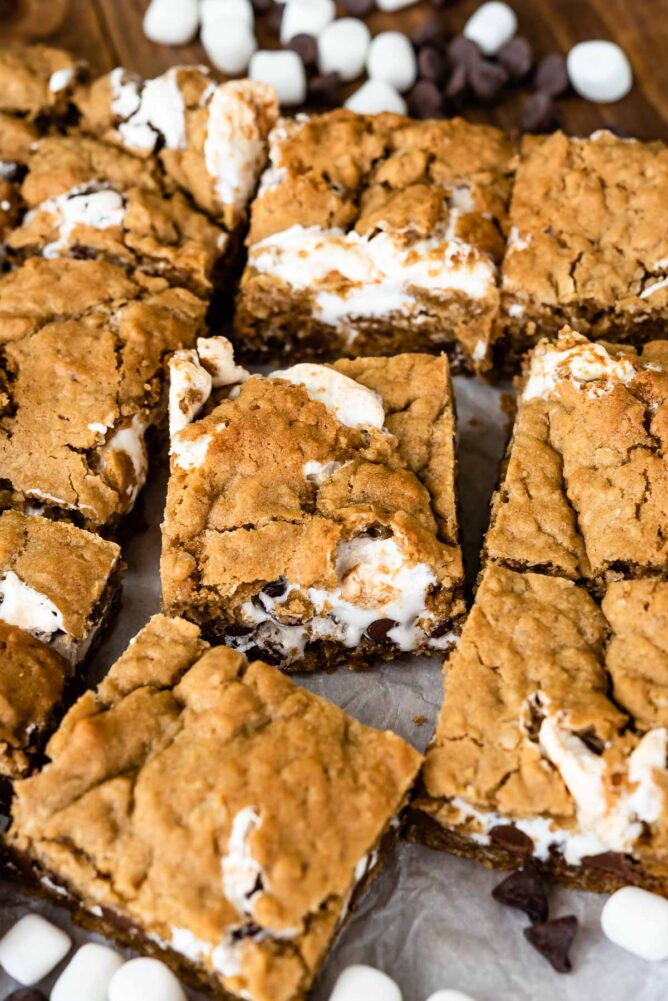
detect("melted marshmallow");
top-left (221, 808), bottom-right (264, 918)
top-left (99, 414), bottom-right (149, 504)
top-left (523, 339), bottom-right (639, 401)
top-left (27, 187), bottom-right (126, 258)
top-left (0, 570), bottom-right (64, 636)
top-left (169, 349), bottom-right (213, 438)
top-left (111, 67), bottom-right (188, 151)
top-left (271, 363), bottom-right (384, 429)
top-left (196, 336), bottom-right (249, 388)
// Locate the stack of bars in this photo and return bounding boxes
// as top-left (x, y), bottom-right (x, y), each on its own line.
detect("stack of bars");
top-left (1, 39), bottom-right (668, 1001)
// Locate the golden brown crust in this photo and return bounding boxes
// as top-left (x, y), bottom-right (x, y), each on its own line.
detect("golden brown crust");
top-left (0, 45), bottom-right (85, 119)
top-left (7, 614), bottom-right (422, 1001)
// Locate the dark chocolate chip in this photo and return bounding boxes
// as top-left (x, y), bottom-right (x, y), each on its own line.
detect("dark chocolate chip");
top-left (408, 80), bottom-right (444, 118)
top-left (287, 32), bottom-right (318, 69)
top-left (444, 62), bottom-right (468, 101)
top-left (581, 850), bottom-right (639, 879)
top-left (251, 0), bottom-right (273, 11)
top-left (0, 0), bottom-right (20, 18)
top-left (342, 0), bottom-right (375, 14)
top-left (497, 36), bottom-right (533, 79)
top-left (431, 0), bottom-right (456, 8)
top-left (418, 44), bottom-right (447, 83)
top-left (489, 824), bottom-right (534, 854)
top-left (520, 91), bottom-right (557, 132)
top-left (263, 577), bottom-right (288, 598)
top-left (492, 864), bottom-right (549, 923)
top-left (410, 16), bottom-right (445, 47)
top-left (429, 618), bottom-right (452, 639)
top-left (70, 243), bottom-right (96, 260)
top-left (225, 624), bottom-right (254, 637)
top-left (534, 53), bottom-right (569, 97)
top-left (366, 618), bottom-right (398, 643)
top-left (468, 59), bottom-right (509, 103)
top-left (575, 729), bottom-right (605, 755)
top-left (244, 645), bottom-right (282, 665)
top-left (524, 915), bottom-right (578, 973)
top-left (448, 35), bottom-right (482, 69)
top-left (265, 2), bottom-right (284, 36)
top-left (6, 991), bottom-right (48, 1001)
top-left (308, 72), bottom-right (342, 108)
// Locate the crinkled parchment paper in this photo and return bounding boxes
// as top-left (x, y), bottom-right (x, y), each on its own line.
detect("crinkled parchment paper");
top-left (1, 375), bottom-right (666, 1001)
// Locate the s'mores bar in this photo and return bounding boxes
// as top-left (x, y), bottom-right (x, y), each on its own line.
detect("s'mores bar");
top-left (235, 112), bottom-right (515, 372)
top-left (0, 45), bottom-right (85, 121)
top-left (160, 338), bottom-right (465, 669)
top-left (501, 131), bottom-right (668, 364)
top-left (407, 330), bottom-right (668, 896)
top-left (0, 258), bottom-right (207, 528)
top-left (6, 614), bottom-right (422, 1001)
top-left (0, 510), bottom-right (121, 780)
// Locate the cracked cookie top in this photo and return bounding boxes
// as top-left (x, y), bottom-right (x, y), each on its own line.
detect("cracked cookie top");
top-left (485, 328), bottom-right (668, 587)
top-left (8, 613), bottom-right (421, 1001)
top-left (161, 340), bottom-right (465, 667)
top-left (502, 131), bottom-right (668, 314)
top-left (0, 45), bottom-right (85, 120)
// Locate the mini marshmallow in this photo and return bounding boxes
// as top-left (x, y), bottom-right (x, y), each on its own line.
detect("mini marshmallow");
top-left (366, 31), bottom-right (417, 93)
top-left (271, 363), bottom-right (385, 429)
top-left (344, 79), bottom-right (407, 115)
top-left (425, 993), bottom-right (479, 1001)
top-left (142, 0), bottom-right (200, 45)
top-left (108, 957), bottom-right (187, 1001)
top-left (200, 0), bottom-right (254, 26)
top-left (249, 50), bottom-right (307, 106)
top-left (376, 0), bottom-right (419, 9)
top-left (51, 943), bottom-right (125, 1001)
top-left (601, 886), bottom-right (668, 961)
top-left (463, 1), bottom-right (518, 57)
top-left (318, 18), bottom-right (371, 82)
top-left (280, 0), bottom-right (335, 44)
top-left (0, 914), bottom-right (71, 986)
top-left (201, 19), bottom-right (257, 74)
top-left (566, 40), bottom-right (633, 103)
top-left (329, 965), bottom-right (402, 1001)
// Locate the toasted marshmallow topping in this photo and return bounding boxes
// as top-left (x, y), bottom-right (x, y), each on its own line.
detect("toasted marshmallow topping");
top-left (271, 363), bottom-right (384, 429)
top-left (196, 336), bottom-right (249, 387)
top-left (27, 187), bottom-right (126, 258)
top-left (169, 349), bottom-right (213, 437)
top-left (523, 337), bottom-right (639, 402)
top-left (0, 571), bottom-right (64, 636)
top-left (99, 414), bottom-right (150, 503)
top-left (111, 66), bottom-right (188, 151)
top-left (221, 807), bottom-right (264, 919)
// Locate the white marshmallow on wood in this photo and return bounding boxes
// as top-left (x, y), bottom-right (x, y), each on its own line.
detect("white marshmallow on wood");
top-left (318, 18), bottom-right (371, 82)
top-left (376, 0), bottom-right (419, 10)
top-left (344, 78), bottom-right (407, 115)
top-left (200, 0), bottom-right (254, 26)
top-left (329, 965), bottom-right (402, 1001)
top-left (366, 31), bottom-right (417, 93)
top-left (51, 943), bottom-right (125, 1001)
top-left (249, 50), bottom-right (307, 106)
top-left (108, 957), bottom-right (187, 1001)
top-left (601, 886), bottom-right (668, 961)
top-left (425, 992), bottom-right (479, 1001)
top-left (463, 1), bottom-right (518, 56)
top-left (201, 18), bottom-right (257, 74)
top-left (280, 0), bottom-right (335, 44)
top-left (566, 40), bottom-right (633, 103)
top-left (142, 0), bottom-right (200, 46)
top-left (0, 914), bottom-right (71, 986)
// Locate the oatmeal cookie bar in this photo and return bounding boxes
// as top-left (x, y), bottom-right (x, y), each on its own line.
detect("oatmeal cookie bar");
top-left (5, 613), bottom-right (422, 1001)
top-left (160, 338), bottom-right (465, 669)
top-left (235, 111), bottom-right (515, 372)
top-left (0, 113), bottom-right (39, 246)
top-left (0, 257), bottom-right (207, 528)
top-left (0, 45), bottom-right (85, 121)
top-left (0, 510), bottom-right (121, 780)
top-left (501, 131), bottom-right (668, 365)
top-left (406, 330), bottom-right (668, 895)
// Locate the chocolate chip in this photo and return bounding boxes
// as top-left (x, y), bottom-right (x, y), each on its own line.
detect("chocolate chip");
top-left (342, 0), bottom-right (374, 14)
top-left (524, 915), bottom-right (578, 973)
top-left (430, 618), bottom-right (453, 639)
top-left (410, 16), bottom-right (445, 47)
top-left (70, 243), bottom-right (97, 260)
top-left (308, 72), bottom-right (342, 108)
top-left (418, 44), bottom-right (447, 83)
top-left (520, 91), bottom-right (557, 132)
top-left (244, 645), bottom-right (282, 665)
top-left (492, 864), bottom-right (549, 923)
top-left (575, 729), bottom-right (605, 755)
top-left (581, 850), bottom-right (639, 879)
top-left (225, 624), bottom-right (254, 637)
top-left (431, 0), bottom-right (456, 8)
top-left (288, 32), bottom-right (318, 69)
top-left (6, 991), bottom-right (48, 1001)
top-left (489, 824), bottom-right (534, 854)
top-left (408, 80), bottom-right (444, 118)
top-left (468, 59), bottom-right (509, 103)
top-left (497, 36), bottom-right (533, 79)
top-left (251, 0), bottom-right (273, 10)
top-left (366, 618), bottom-right (398, 643)
top-left (263, 577), bottom-right (288, 598)
top-left (0, 0), bottom-right (20, 18)
top-left (445, 62), bottom-right (468, 101)
top-left (534, 53), bottom-right (569, 97)
top-left (448, 35), bottom-right (482, 69)
top-left (265, 1), bottom-right (284, 36)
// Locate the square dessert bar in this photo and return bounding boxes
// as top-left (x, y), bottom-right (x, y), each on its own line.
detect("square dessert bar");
top-left (235, 111), bottom-right (515, 372)
top-left (0, 510), bottom-right (121, 780)
top-left (6, 614), bottom-right (422, 1001)
top-left (0, 45), bottom-right (85, 121)
top-left (160, 338), bottom-right (465, 669)
top-left (501, 131), bottom-right (668, 363)
top-left (0, 257), bottom-right (207, 528)
top-left (406, 330), bottom-right (668, 894)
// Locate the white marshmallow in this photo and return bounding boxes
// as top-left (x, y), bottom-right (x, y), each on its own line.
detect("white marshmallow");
top-left (366, 31), bottom-right (417, 93)
top-left (51, 943), bottom-right (125, 1001)
top-left (345, 79), bottom-right (407, 115)
top-left (376, 0), bottom-right (419, 9)
top-left (329, 965), bottom-right (402, 1001)
top-left (249, 50), bottom-right (306, 106)
top-left (280, 0), bottom-right (335, 44)
top-left (201, 0), bottom-right (254, 26)
top-left (463, 1), bottom-right (517, 56)
top-left (0, 914), bottom-right (71, 986)
top-left (601, 886), bottom-right (668, 961)
top-left (201, 19), bottom-right (257, 75)
top-left (318, 18), bottom-right (371, 82)
top-left (196, 336), bottom-right (249, 387)
top-left (142, 0), bottom-right (200, 46)
top-left (566, 40), bottom-right (633, 103)
top-left (271, 363), bottom-right (385, 429)
top-left (108, 957), bottom-right (187, 1001)
top-left (426, 993), bottom-right (479, 1001)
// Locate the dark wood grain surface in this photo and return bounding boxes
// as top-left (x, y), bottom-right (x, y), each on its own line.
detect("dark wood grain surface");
top-left (0, 0), bottom-right (665, 139)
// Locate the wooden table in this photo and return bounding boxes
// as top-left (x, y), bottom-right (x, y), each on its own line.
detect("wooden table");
top-left (1, 0), bottom-right (666, 139)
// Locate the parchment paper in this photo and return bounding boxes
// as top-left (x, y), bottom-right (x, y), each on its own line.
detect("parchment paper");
top-left (1, 374), bottom-right (667, 1001)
